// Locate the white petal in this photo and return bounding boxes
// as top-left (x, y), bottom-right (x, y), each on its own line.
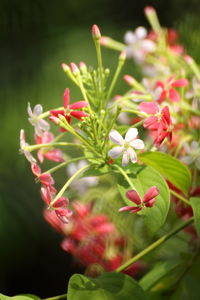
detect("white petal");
top-left (38, 119), bottom-right (50, 131)
top-left (124, 31), bottom-right (136, 44)
top-left (140, 40), bottom-right (156, 52)
top-left (27, 102), bottom-right (33, 117)
top-left (33, 104), bottom-right (43, 116)
top-left (122, 150), bottom-right (129, 166)
top-left (183, 143), bottom-right (191, 154)
top-left (130, 139), bottom-right (144, 149)
top-left (181, 156), bottom-right (193, 165)
top-left (125, 128), bottom-right (138, 142)
top-left (108, 146), bottom-right (124, 158)
top-left (191, 141), bottom-right (199, 152)
top-left (135, 27), bottom-right (147, 40)
top-left (109, 129), bottom-right (124, 145)
top-left (127, 147), bottom-right (137, 163)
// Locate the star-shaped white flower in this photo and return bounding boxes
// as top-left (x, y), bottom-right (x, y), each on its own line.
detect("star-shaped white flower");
top-left (28, 103), bottom-right (50, 136)
top-left (108, 128), bottom-right (144, 166)
top-left (181, 141), bottom-right (200, 170)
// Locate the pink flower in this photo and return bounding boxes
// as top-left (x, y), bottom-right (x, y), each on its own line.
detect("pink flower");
top-left (50, 88), bottom-right (88, 131)
top-left (155, 76), bottom-right (188, 103)
top-left (139, 101), bottom-right (172, 145)
top-left (35, 131), bottom-right (64, 163)
top-left (31, 163), bottom-right (55, 186)
top-left (119, 186), bottom-right (159, 213)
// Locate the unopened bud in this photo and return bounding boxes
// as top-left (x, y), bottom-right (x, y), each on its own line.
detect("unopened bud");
top-left (49, 116), bottom-right (60, 125)
top-left (124, 75), bottom-right (136, 86)
top-left (70, 62), bottom-right (80, 75)
top-left (104, 68), bottom-right (110, 76)
top-left (144, 6), bottom-right (156, 15)
top-left (79, 61), bottom-right (87, 72)
top-left (184, 55), bottom-right (193, 64)
top-left (100, 36), bottom-right (110, 46)
top-left (92, 24), bottom-right (101, 39)
top-left (62, 63), bottom-right (70, 72)
top-left (119, 51), bottom-right (126, 61)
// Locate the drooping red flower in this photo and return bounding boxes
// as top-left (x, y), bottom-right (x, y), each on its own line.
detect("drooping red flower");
top-left (50, 88), bottom-right (88, 131)
top-left (119, 186), bottom-right (159, 213)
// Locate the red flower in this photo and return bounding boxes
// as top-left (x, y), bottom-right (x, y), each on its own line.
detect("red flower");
top-left (155, 76), bottom-right (188, 103)
top-left (31, 163), bottom-right (55, 186)
top-left (50, 88), bottom-right (88, 131)
top-left (139, 101), bottom-right (172, 145)
top-left (119, 186), bottom-right (159, 213)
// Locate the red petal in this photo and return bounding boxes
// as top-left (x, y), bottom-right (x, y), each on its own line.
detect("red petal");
top-left (144, 116), bottom-right (159, 129)
top-left (171, 78), bottom-right (188, 87)
top-left (53, 196), bottom-right (69, 208)
top-left (162, 106), bottom-right (171, 126)
top-left (139, 101), bottom-right (159, 114)
top-left (126, 190), bottom-right (141, 205)
top-left (69, 101), bottom-right (88, 109)
top-left (169, 88), bottom-right (180, 102)
top-left (39, 173), bottom-right (55, 186)
top-left (70, 111), bottom-right (88, 120)
top-left (143, 186), bottom-right (159, 203)
top-left (50, 110), bottom-right (64, 117)
top-left (41, 186), bottom-right (52, 205)
top-left (145, 198), bottom-right (156, 207)
top-left (63, 88), bottom-right (70, 108)
top-left (31, 163), bottom-right (41, 176)
top-left (156, 81), bottom-right (165, 89)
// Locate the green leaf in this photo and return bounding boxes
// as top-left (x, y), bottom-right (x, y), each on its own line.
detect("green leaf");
top-left (0, 294), bottom-right (40, 300)
top-left (190, 197), bottom-right (200, 237)
top-left (139, 152), bottom-right (191, 195)
top-left (67, 272), bottom-right (147, 300)
top-left (117, 165), bottom-right (170, 236)
top-left (139, 259), bottom-right (186, 291)
top-left (83, 164), bottom-right (111, 177)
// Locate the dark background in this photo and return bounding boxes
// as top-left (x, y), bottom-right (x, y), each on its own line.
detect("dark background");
top-left (1, 0), bottom-right (200, 298)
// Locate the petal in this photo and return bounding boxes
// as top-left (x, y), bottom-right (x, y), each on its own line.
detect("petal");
top-left (33, 104), bottom-right (43, 116)
top-left (181, 156), bottom-right (193, 165)
top-left (126, 190), bottom-right (141, 205)
top-left (38, 119), bottom-right (50, 131)
top-left (53, 196), bottom-right (69, 208)
top-left (143, 186), bottom-right (159, 203)
top-left (139, 101), bottom-right (159, 114)
top-left (69, 101), bottom-right (88, 109)
top-left (191, 141), bottom-right (199, 152)
top-left (145, 198), bottom-right (156, 207)
top-left (124, 31), bottom-right (137, 44)
top-left (122, 150), bottom-right (129, 166)
top-left (169, 88), bottom-right (180, 102)
top-left (39, 173), bottom-right (55, 186)
top-left (41, 187), bottom-right (52, 205)
top-left (127, 147), bottom-right (137, 163)
top-left (27, 102), bottom-right (33, 117)
top-left (109, 129), bottom-right (124, 145)
top-left (119, 206), bottom-right (137, 212)
top-left (125, 128), bottom-right (138, 142)
top-left (135, 26), bottom-right (147, 39)
top-left (24, 151), bottom-right (37, 164)
top-left (31, 163), bottom-right (41, 176)
top-left (130, 139), bottom-right (144, 149)
top-left (45, 149), bottom-right (65, 162)
top-left (144, 116), bottom-right (159, 129)
top-left (171, 78), bottom-right (188, 87)
top-left (55, 208), bottom-right (73, 223)
top-left (50, 110), bottom-right (64, 117)
top-left (140, 39), bottom-right (156, 52)
top-left (70, 111), bottom-right (88, 120)
top-left (63, 88), bottom-right (70, 108)
top-left (162, 106), bottom-right (171, 126)
top-left (108, 146), bottom-right (124, 158)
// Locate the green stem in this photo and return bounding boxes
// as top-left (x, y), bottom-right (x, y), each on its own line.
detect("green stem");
top-left (43, 294), bottom-right (66, 300)
top-left (43, 156), bottom-right (86, 175)
top-left (94, 39), bottom-right (104, 109)
top-left (26, 142), bottom-right (84, 152)
top-left (116, 217), bottom-right (194, 272)
top-left (170, 189), bottom-right (191, 206)
top-left (106, 58), bottom-right (125, 102)
top-left (113, 164), bottom-right (136, 190)
top-left (50, 164), bottom-right (91, 207)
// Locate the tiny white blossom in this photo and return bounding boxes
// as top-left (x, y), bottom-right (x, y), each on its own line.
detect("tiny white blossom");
top-left (181, 141), bottom-right (200, 170)
top-left (27, 103), bottom-right (50, 136)
top-left (108, 128), bottom-right (144, 166)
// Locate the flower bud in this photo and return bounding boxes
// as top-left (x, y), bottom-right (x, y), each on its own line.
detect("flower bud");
top-left (62, 63), bottom-right (70, 72)
top-left (119, 51), bottom-right (126, 61)
top-left (70, 62), bottom-right (80, 75)
top-left (49, 116), bottom-right (60, 125)
top-left (92, 24), bottom-right (101, 40)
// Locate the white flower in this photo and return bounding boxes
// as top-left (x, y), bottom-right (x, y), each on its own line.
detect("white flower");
top-left (124, 26), bottom-right (156, 63)
top-left (27, 103), bottom-right (50, 136)
top-left (108, 128), bottom-right (144, 166)
top-left (181, 141), bottom-right (200, 170)
top-left (19, 129), bottom-right (37, 164)
top-left (67, 160), bottom-right (98, 194)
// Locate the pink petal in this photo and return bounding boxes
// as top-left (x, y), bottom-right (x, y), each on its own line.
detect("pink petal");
top-left (70, 111), bottom-right (88, 120)
top-left (63, 88), bottom-right (70, 108)
top-left (161, 106), bottom-right (171, 126)
top-left (144, 116), bottom-right (159, 129)
top-left (31, 163), bottom-right (41, 176)
top-left (55, 208), bottom-right (73, 223)
top-left (53, 196), bottom-right (69, 208)
top-left (44, 149), bottom-right (65, 162)
top-left (126, 190), bottom-right (141, 205)
top-left (169, 88), bottom-right (180, 102)
top-left (171, 78), bottom-right (188, 87)
top-left (119, 206), bottom-right (136, 212)
top-left (39, 173), bottom-right (55, 186)
top-left (69, 101), bottom-right (88, 109)
top-left (145, 198), bottom-right (156, 207)
top-left (139, 101), bottom-right (159, 114)
top-left (41, 186), bottom-right (52, 205)
top-left (143, 186), bottom-right (159, 203)
top-left (37, 150), bottom-right (44, 163)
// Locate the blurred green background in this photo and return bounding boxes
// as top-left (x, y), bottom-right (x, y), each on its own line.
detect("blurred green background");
top-left (1, 0), bottom-right (200, 298)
